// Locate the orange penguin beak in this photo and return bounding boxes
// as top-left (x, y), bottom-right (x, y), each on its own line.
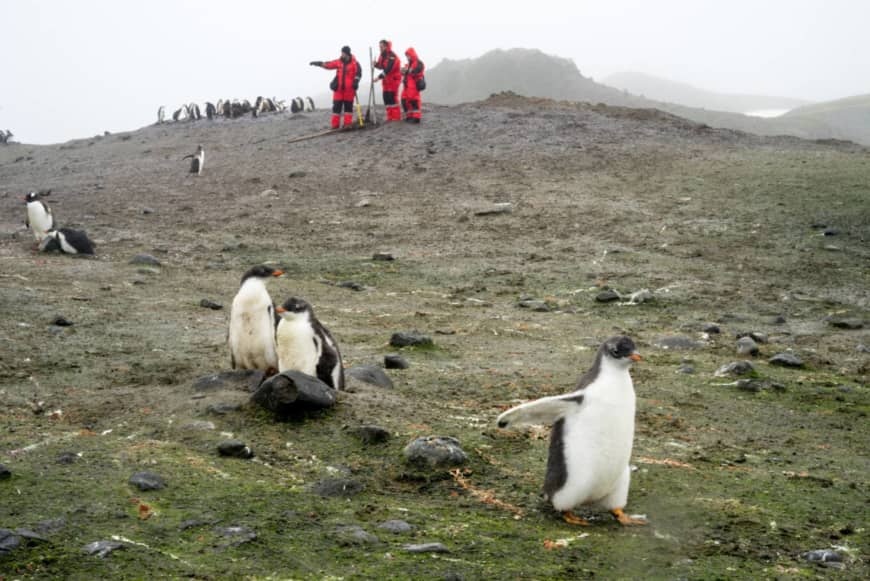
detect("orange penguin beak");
top-left (629, 353), bottom-right (642, 362)
top-left (275, 306), bottom-right (286, 313)
top-left (272, 270), bottom-right (285, 277)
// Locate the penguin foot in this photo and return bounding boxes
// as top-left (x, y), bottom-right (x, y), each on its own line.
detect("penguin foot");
top-left (611, 507), bottom-right (647, 526)
top-left (562, 511), bottom-right (590, 526)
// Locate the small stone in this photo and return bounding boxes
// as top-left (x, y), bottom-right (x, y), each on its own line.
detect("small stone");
top-left (802, 549), bottom-right (844, 567)
top-left (215, 526), bottom-right (257, 548)
top-left (654, 335), bottom-right (703, 350)
top-left (595, 289), bottom-right (620, 303)
top-left (57, 452), bottom-right (79, 464)
top-left (311, 478), bottom-right (365, 498)
top-left (828, 318), bottom-right (864, 330)
top-left (351, 425), bottom-right (391, 444)
top-left (858, 344), bottom-right (870, 354)
top-left (355, 199), bottom-right (372, 208)
top-left (702, 323), bottom-right (721, 334)
top-left (822, 228), bottom-right (840, 236)
top-left (384, 354), bottom-right (409, 369)
top-left (335, 525), bottom-right (380, 546)
top-left (627, 289), bottom-right (654, 304)
top-left (0, 464), bottom-right (11, 480)
top-left (193, 370), bottom-right (265, 392)
top-left (378, 520), bottom-right (414, 534)
top-left (142, 207), bottom-right (155, 215)
top-left (83, 540), bottom-right (124, 558)
top-left (737, 331), bottom-right (768, 344)
top-left (474, 202), bottom-right (512, 216)
top-left (404, 436), bottom-right (468, 469)
top-left (771, 315), bottom-right (787, 325)
top-left (35, 518), bottom-right (67, 535)
top-left (128, 471), bottom-right (166, 491)
top-left (735, 379), bottom-right (763, 393)
top-left (348, 365), bottom-right (394, 388)
top-left (218, 439), bottom-right (254, 459)
top-left (372, 252), bottom-right (395, 261)
top-left (182, 420), bottom-right (215, 431)
top-left (676, 364), bottom-right (695, 374)
top-left (390, 332), bottom-right (433, 348)
top-left (518, 298), bottom-right (551, 311)
top-left (206, 402), bottom-right (242, 415)
top-left (0, 529), bottom-right (21, 556)
top-left (52, 316), bottom-right (73, 326)
top-left (337, 281), bottom-right (366, 291)
top-left (769, 353), bottom-right (803, 368)
top-left (199, 299), bottom-right (223, 310)
top-left (404, 542), bottom-right (450, 553)
top-left (288, 170), bottom-right (306, 178)
top-left (736, 336), bottom-right (759, 356)
top-left (714, 361), bottom-right (755, 377)
top-left (129, 254), bottom-right (161, 266)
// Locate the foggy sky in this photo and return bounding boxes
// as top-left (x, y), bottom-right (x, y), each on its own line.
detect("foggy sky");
top-left (2, 0), bottom-right (868, 144)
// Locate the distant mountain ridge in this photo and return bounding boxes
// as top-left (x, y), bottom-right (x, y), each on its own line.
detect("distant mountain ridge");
top-left (425, 48), bottom-right (870, 146)
top-left (601, 71), bottom-right (811, 114)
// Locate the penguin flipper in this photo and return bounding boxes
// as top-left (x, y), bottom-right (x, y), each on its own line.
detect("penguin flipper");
top-left (496, 393), bottom-right (585, 428)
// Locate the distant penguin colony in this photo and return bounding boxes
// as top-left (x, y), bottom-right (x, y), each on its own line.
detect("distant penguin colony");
top-left (182, 145), bottom-right (205, 175)
top-left (275, 297), bottom-right (345, 390)
top-left (39, 227), bottom-right (96, 256)
top-left (497, 336), bottom-right (647, 527)
top-left (155, 95), bottom-right (315, 124)
top-left (228, 265), bottom-right (285, 374)
top-left (24, 190), bottom-right (55, 243)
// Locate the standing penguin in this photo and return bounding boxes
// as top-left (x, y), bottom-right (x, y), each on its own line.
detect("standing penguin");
top-left (39, 228), bottom-right (96, 256)
top-left (228, 265), bottom-right (285, 374)
top-left (275, 297), bottom-right (345, 390)
top-left (182, 145), bottom-right (205, 175)
top-left (24, 191), bottom-right (55, 244)
top-left (157, 106), bottom-right (166, 124)
top-left (496, 335), bottom-right (647, 526)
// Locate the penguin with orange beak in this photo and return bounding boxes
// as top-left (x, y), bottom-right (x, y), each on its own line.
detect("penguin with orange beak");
top-left (497, 335), bottom-right (646, 526)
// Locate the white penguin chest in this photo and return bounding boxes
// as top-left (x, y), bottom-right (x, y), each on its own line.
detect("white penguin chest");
top-left (27, 203), bottom-right (52, 238)
top-left (229, 282), bottom-right (277, 368)
top-left (276, 317), bottom-right (319, 375)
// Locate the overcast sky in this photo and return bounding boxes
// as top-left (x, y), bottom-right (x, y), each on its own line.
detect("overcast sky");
top-left (2, 0), bottom-right (868, 144)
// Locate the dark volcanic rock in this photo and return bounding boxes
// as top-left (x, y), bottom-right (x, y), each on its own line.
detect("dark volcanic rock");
top-left (218, 439), bottom-right (254, 459)
top-left (351, 425), bottom-right (391, 444)
top-left (595, 289), bottom-right (620, 303)
top-left (702, 323), bottom-right (721, 334)
top-left (347, 365), bottom-right (393, 388)
top-left (0, 529), bottom-right (21, 556)
top-left (518, 298), bottom-right (551, 311)
top-left (654, 335), bottom-right (703, 350)
top-left (311, 478), bottom-right (365, 498)
top-left (57, 451), bottom-right (79, 464)
top-left (384, 354), bottom-right (409, 369)
top-left (404, 542), bottom-right (450, 553)
top-left (51, 316), bottom-right (73, 326)
top-left (736, 336), bottom-right (759, 356)
top-left (378, 520), bottom-right (415, 534)
top-left (200, 298), bottom-right (223, 310)
top-left (251, 370), bottom-right (337, 415)
top-left (714, 361), bottom-right (755, 377)
top-left (802, 549), bottom-right (844, 568)
top-left (827, 318), bottom-right (864, 330)
top-left (337, 281), bottom-right (366, 291)
top-left (0, 464), bottom-right (10, 480)
top-left (193, 370), bottom-right (265, 392)
top-left (372, 252), bottom-right (395, 261)
top-left (129, 253), bottom-right (161, 266)
top-left (206, 402), bottom-right (242, 415)
top-left (334, 525), bottom-right (380, 546)
top-left (83, 540), bottom-right (124, 558)
top-left (129, 471), bottom-right (166, 491)
top-left (769, 353), bottom-right (804, 368)
top-left (404, 436), bottom-right (468, 469)
top-left (390, 332), bottom-right (434, 348)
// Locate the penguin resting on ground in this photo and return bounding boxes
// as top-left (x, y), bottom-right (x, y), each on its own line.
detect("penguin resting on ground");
top-left (39, 228), bottom-right (96, 256)
top-left (496, 335), bottom-right (647, 526)
top-left (275, 297), bottom-right (345, 390)
top-left (228, 265), bottom-right (284, 374)
top-left (182, 144), bottom-right (205, 175)
top-left (24, 191), bottom-right (55, 244)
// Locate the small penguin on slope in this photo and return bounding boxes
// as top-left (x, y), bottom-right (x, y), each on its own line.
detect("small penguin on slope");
top-left (39, 228), bottom-right (96, 256)
top-left (182, 144), bottom-right (205, 175)
top-left (24, 191), bottom-right (55, 244)
top-left (275, 297), bottom-right (345, 390)
top-left (496, 335), bottom-right (647, 527)
top-left (228, 265), bottom-right (285, 374)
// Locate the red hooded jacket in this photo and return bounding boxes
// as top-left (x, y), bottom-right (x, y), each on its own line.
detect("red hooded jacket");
top-left (375, 41), bottom-right (402, 92)
top-left (402, 47), bottom-right (425, 99)
top-left (324, 55), bottom-right (362, 101)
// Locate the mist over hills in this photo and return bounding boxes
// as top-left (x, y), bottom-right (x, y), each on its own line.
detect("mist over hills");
top-left (602, 71), bottom-right (811, 114)
top-left (425, 48), bottom-right (870, 145)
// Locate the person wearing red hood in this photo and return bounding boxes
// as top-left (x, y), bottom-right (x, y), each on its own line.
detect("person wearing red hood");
top-left (310, 46), bottom-right (362, 129)
top-left (400, 47), bottom-right (425, 123)
top-left (373, 39), bottom-right (402, 122)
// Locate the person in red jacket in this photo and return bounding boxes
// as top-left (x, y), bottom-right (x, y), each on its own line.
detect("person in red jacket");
top-left (310, 46), bottom-right (362, 129)
top-left (400, 47), bottom-right (425, 123)
top-left (373, 39), bottom-right (402, 122)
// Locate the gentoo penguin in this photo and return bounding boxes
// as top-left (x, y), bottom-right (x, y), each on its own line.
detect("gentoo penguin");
top-left (157, 106), bottom-right (165, 124)
top-left (496, 335), bottom-right (646, 527)
top-left (24, 191), bottom-right (54, 243)
top-left (39, 228), bottom-right (96, 256)
top-left (305, 97), bottom-right (315, 112)
top-left (228, 265), bottom-right (285, 373)
top-left (182, 145), bottom-right (205, 175)
top-left (290, 97), bottom-right (303, 114)
top-left (275, 297), bottom-right (345, 390)
top-left (205, 102), bottom-right (216, 120)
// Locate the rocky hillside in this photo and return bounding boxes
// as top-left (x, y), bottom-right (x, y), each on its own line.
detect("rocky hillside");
top-left (426, 48), bottom-right (870, 145)
top-left (0, 96), bottom-right (868, 579)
